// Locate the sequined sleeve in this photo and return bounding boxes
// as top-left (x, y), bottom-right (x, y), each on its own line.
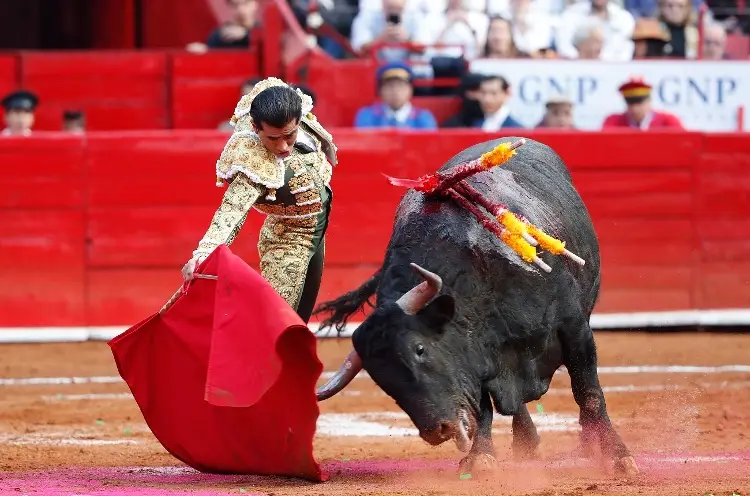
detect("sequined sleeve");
top-left (192, 174), bottom-right (265, 260)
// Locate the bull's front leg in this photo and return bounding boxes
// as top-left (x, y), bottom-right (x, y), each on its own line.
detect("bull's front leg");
top-left (560, 320), bottom-right (639, 476)
top-left (458, 391), bottom-right (497, 475)
top-left (511, 404), bottom-right (540, 460)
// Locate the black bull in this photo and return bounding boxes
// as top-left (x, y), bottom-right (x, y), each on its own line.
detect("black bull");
top-left (313, 137), bottom-right (638, 476)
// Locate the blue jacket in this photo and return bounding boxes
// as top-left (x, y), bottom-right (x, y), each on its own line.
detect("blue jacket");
top-left (472, 114), bottom-right (525, 129)
top-left (355, 103), bottom-right (437, 130)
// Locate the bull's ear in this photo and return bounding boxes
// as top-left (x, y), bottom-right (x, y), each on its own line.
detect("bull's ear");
top-left (419, 294), bottom-right (455, 328)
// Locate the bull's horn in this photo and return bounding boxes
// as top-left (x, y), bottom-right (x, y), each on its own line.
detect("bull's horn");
top-left (395, 263), bottom-right (443, 315)
top-left (316, 348), bottom-right (362, 401)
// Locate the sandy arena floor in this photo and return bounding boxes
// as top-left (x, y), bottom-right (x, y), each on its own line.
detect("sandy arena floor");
top-left (0, 332), bottom-right (749, 495)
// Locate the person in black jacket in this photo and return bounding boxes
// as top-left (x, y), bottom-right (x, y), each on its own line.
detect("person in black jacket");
top-left (441, 72), bottom-right (485, 128)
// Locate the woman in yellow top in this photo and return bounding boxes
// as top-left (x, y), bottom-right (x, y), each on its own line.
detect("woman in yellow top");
top-left (180, 77), bottom-right (338, 323)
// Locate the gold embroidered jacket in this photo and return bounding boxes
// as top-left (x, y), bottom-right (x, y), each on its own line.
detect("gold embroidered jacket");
top-left (193, 121), bottom-right (334, 259)
top-left (190, 77), bottom-right (337, 310)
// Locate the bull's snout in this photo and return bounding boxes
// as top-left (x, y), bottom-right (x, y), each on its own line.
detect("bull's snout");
top-left (419, 421), bottom-right (456, 446)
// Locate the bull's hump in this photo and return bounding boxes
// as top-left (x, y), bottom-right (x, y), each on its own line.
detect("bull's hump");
top-left (477, 169), bottom-right (564, 237)
top-left (395, 188), bottom-right (540, 274)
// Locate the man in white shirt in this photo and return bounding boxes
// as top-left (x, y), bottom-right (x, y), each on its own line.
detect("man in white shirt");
top-left (414, 0), bottom-right (490, 60)
top-left (488, 0), bottom-right (557, 55)
top-left (555, 0), bottom-right (635, 61)
top-left (1, 90), bottom-right (38, 137)
top-left (350, 0), bottom-right (422, 61)
top-left (572, 16), bottom-right (605, 59)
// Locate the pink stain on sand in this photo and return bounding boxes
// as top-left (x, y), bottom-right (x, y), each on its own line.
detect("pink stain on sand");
top-left (1, 452), bottom-right (748, 495)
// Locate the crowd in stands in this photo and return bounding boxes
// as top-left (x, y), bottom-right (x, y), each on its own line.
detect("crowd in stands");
top-left (2, 0), bottom-right (744, 136)
top-left (184, 0), bottom-right (736, 60)
top-left (349, 60), bottom-right (685, 130)
top-left (285, 0), bottom-right (737, 61)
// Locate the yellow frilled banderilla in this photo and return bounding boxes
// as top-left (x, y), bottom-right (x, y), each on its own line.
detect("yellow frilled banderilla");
top-left (384, 139), bottom-right (586, 273)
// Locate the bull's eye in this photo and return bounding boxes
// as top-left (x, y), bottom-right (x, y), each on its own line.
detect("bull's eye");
top-left (415, 344), bottom-right (425, 356)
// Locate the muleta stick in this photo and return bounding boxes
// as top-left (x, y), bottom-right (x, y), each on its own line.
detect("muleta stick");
top-left (159, 273), bottom-right (218, 315)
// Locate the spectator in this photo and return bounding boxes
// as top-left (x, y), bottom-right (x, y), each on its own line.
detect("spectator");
top-left (414, 0), bottom-right (490, 60)
top-left (572, 17), bottom-right (606, 58)
top-left (442, 72), bottom-right (485, 127)
top-left (657, 0), bottom-right (699, 58)
top-left (624, 0), bottom-right (703, 19)
top-left (536, 94), bottom-right (575, 128)
top-left (488, 0), bottom-right (573, 16)
top-left (702, 21), bottom-right (729, 59)
top-left (186, 0), bottom-right (259, 54)
top-left (500, 0), bottom-right (556, 56)
top-left (407, 0), bottom-right (487, 13)
top-left (602, 77), bottom-right (684, 129)
top-left (631, 17), bottom-right (670, 58)
top-left (482, 16), bottom-right (525, 58)
top-left (1, 90), bottom-right (37, 137)
top-left (289, 0), bottom-right (359, 59)
top-left (473, 74), bottom-right (524, 130)
top-left (62, 110), bottom-right (85, 134)
top-left (218, 78), bottom-right (262, 131)
top-left (706, 0), bottom-right (748, 34)
top-left (354, 61), bottom-right (437, 129)
top-left (350, 0), bottom-right (422, 61)
top-left (555, 0), bottom-right (636, 61)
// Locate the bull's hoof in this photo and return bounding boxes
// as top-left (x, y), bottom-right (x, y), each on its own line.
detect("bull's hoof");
top-left (614, 456), bottom-right (639, 477)
top-left (459, 453), bottom-right (498, 476)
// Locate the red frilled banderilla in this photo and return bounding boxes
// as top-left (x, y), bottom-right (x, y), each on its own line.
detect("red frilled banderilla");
top-left (383, 139), bottom-right (586, 273)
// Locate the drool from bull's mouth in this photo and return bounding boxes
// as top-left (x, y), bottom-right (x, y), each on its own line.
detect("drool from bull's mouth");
top-left (455, 409), bottom-right (473, 453)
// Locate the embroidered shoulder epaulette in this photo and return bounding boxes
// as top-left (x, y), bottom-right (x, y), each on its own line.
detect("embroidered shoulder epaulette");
top-left (301, 112), bottom-right (338, 166)
top-left (215, 130), bottom-right (283, 189)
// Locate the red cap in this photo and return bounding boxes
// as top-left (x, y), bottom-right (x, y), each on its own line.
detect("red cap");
top-left (618, 77), bottom-right (652, 99)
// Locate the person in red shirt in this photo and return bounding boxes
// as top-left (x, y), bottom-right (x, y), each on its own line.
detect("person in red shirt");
top-left (602, 78), bottom-right (684, 130)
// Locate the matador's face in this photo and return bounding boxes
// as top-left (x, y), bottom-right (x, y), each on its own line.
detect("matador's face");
top-left (253, 118), bottom-right (299, 159)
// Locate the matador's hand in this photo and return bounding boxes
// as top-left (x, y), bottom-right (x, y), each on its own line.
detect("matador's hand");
top-left (181, 256), bottom-right (205, 282)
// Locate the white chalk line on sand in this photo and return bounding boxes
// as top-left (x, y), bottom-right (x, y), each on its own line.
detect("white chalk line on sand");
top-left (33, 380), bottom-right (750, 403)
top-left (2, 364), bottom-right (749, 387)
top-left (116, 453), bottom-right (749, 477)
top-left (0, 412), bottom-right (591, 446)
top-left (0, 430), bottom-right (139, 447)
top-left (316, 412), bottom-right (588, 437)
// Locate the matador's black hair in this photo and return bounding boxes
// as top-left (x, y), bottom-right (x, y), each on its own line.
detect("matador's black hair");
top-left (250, 85), bottom-right (302, 129)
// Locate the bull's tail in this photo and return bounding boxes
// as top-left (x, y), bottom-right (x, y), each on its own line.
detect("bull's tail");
top-left (313, 267), bottom-right (383, 334)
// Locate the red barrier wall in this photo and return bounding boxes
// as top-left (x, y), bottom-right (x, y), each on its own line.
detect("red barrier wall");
top-left (2, 51), bottom-right (260, 131)
top-left (0, 130), bottom-right (748, 327)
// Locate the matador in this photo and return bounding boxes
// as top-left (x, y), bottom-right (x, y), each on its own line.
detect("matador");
top-left (181, 77), bottom-right (338, 323)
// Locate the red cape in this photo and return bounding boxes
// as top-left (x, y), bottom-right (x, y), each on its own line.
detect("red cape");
top-left (108, 245), bottom-right (327, 481)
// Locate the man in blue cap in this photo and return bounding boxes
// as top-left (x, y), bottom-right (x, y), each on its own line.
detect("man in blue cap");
top-left (2, 90), bottom-right (38, 137)
top-left (354, 61), bottom-right (437, 129)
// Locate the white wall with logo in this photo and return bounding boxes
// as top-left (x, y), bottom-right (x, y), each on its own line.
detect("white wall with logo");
top-left (468, 59), bottom-right (749, 131)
